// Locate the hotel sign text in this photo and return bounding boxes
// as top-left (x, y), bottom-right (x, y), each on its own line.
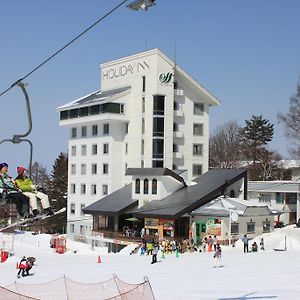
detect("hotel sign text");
top-left (102, 60), bottom-right (150, 80)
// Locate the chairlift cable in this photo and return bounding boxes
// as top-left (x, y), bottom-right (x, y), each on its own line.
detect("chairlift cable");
top-left (0, 0), bottom-right (128, 98)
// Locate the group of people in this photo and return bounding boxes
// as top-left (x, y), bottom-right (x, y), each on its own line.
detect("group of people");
top-left (17, 256), bottom-right (35, 278)
top-left (0, 163), bottom-right (53, 219)
top-left (242, 234), bottom-right (265, 252)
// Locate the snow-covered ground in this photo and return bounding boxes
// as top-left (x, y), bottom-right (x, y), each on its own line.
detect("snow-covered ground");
top-left (1, 226), bottom-right (300, 299)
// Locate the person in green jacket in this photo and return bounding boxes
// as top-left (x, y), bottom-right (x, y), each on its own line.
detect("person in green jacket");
top-left (0, 163), bottom-right (31, 218)
top-left (15, 166), bottom-right (53, 216)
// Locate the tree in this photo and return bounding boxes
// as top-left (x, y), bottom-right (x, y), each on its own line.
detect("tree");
top-left (242, 115), bottom-right (274, 164)
top-left (209, 120), bottom-right (244, 168)
top-left (29, 162), bottom-right (50, 191)
top-left (278, 81), bottom-right (300, 158)
top-left (46, 152), bottom-right (68, 233)
top-left (47, 152), bottom-right (68, 210)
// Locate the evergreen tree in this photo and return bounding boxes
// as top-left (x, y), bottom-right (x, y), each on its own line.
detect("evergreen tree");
top-left (242, 115), bottom-right (274, 180)
top-left (46, 152), bottom-right (68, 233)
top-left (47, 152), bottom-right (68, 210)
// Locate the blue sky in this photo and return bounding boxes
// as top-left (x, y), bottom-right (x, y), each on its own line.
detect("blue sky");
top-left (0, 0), bottom-right (299, 173)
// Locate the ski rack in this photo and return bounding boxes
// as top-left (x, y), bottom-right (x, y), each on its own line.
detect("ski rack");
top-left (0, 81), bottom-right (33, 176)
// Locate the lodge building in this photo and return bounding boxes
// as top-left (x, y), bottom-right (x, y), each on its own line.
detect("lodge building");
top-left (58, 48), bottom-right (248, 240)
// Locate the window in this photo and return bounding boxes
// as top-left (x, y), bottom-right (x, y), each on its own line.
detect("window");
top-left (275, 192), bottom-right (284, 204)
top-left (71, 146), bottom-right (76, 156)
top-left (135, 179), bottom-right (140, 194)
top-left (259, 193), bottom-right (271, 203)
top-left (142, 118), bottom-right (145, 134)
top-left (120, 104), bottom-right (124, 113)
top-left (81, 126), bottom-right (87, 137)
top-left (80, 225), bottom-right (84, 235)
top-left (70, 203), bottom-right (75, 214)
top-left (194, 103), bottom-right (204, 115)
top-left (174, 101), bottom-right (180, 110)
top-left (141, 160), bottom-right (144, 168)
top-left (92, 125), bottom-right (98, 136)
top-left (153, 117), bottom-right (164, 136)
top-left (91, 164), bottom-right (97, 175)
top-left (144, 179), bottom-right (149, 194)
top-left (141, 140), bottom-right (144, 155)
top-left (70, 224), bottom-right (75, 233)
top-left (231, 223), bottom-right (239, 235)
top-left (286, 193), bottom-right (297, 204)
top-left (173, 144), bottom-right (179, 152)
top-left (70, 184), bottom-right (76, 194)
top-left (81, 164), bottom-right (86, 175)
top-left (91, 184), bottom-right (97, 195)
top-left (80, 204), bottom-right (85, 216)
top-left (103, 123), bottom-right (109, 135)
top-left (153, 95), bottom-right (165, 115)
top-left (103, 163), bottom-right (109, 174)
top-left (142, 76), bottom-right (146, 92)
top-left (263, 221), bottom-right (271, 233)
top-left (125, 143), bottom-right (128, 155)
top-left (71, 164), bottom-right (76, 175)
top-left (103, 143), bottom-right (109, 154)
top-left (142, 97), bottom-right (145, 113)
top-left (193, 123), bottom-right (203, 136)
top-left (193, 164), bottom-right (202, 176)
top-left (193, 144), bottom-right (203, 156)
top-left (80, 184), bottom-right (86, 195)
top-left (153, 139), bottom-right (164, 158)
top-left (81, 145), bottom-right (87, 156)
top-left (152, 179), bottom-right (157, 194)
top-left (173, 122), bottom-right (179, 131)
top-left (92, 144), bottom-right (98, 155)
top-left (71, 128), bottom-right (77, 138)
top-left (70, 109), bottom-right (79, 119)
top-left (152, 160), bottom-right (163, 168)
top-left (102, 184), bottom-right (108, 195)
top-left (247, 222), bottom-right (255, 233)
top-left (79, 107), bottom-right (88, 117)
top-left (91, 105), bottom-right (100, 115)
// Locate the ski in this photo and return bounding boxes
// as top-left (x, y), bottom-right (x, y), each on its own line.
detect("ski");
top-left (0, 207), bottom-right (66, 232)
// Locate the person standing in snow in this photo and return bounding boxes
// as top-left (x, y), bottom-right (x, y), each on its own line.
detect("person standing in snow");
top-left (260, 237), bottom-right (265, 250)
top-left (151, 243), bottom-right (159, 264)
top-left (17, 256), bottom-right (28, 278)
top-left (213, 244), bottom-right (222, 268)
top-left (242, 234), bottom-right (249, 253)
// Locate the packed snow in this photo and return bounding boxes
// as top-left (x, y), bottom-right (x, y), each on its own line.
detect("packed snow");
top-left (0, 226), bottom-right (300, 299)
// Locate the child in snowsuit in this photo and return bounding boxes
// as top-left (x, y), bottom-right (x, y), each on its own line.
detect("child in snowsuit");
top-left (213, 244), bottom-right (222, 268)
top-left (17, 256), bottom-right (27, 278)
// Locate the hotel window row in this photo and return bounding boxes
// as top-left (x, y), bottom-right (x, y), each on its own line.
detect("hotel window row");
top-left (135, 179), bottom-right (157, 195)
top-left (70, 143), bottom-right (109, 157)
top-left (70, 163), bottom-right (109, 176)
top-left (60, 103), bottom-right (125, 121)
top-left (70, 123), bottom-right (110, 139)
top-left (230, 221), bottom-right (271, 235)
top-left (70, 183), bottom-right (109, 196)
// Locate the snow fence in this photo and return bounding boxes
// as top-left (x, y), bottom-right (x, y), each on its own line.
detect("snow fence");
top-left (4, 274), bottom-right (155, 300)
top-left (0, 285), bottom-right (38, 299)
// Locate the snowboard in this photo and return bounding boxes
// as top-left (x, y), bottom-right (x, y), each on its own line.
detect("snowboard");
top-left (0, 207), bottom-right (66, 232)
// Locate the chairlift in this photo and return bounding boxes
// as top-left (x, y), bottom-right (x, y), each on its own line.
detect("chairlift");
top-left (0, 81), bottom-right (33, 177)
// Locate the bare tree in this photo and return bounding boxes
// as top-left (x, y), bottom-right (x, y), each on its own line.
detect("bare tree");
top-left (278, 80), bottom-right (300, 158)
top-left (29, 161), bottom-right (50, 191)
top-left (209, 120), bottom-right (243, 168)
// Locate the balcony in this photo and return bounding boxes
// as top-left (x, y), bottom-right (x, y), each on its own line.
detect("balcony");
top-left (173, 130), bottom-right (184, 139)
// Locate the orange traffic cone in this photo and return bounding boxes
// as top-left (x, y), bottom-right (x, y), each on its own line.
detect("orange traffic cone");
top-left (97, 255), bottom-right (101, 263)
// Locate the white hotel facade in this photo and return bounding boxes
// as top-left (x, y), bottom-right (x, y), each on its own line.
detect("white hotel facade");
top-left (57, 49), bottom-right (220, 238)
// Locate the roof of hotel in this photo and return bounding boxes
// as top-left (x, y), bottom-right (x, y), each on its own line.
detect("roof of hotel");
top-left (82, 184), bottom-right (137, 216)
top-left (57, 86), bottom-right (131, 110)
top-left (125, 168), bottom-right (187, 186)
top-left (83, 168), bottom-right (247, 219)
